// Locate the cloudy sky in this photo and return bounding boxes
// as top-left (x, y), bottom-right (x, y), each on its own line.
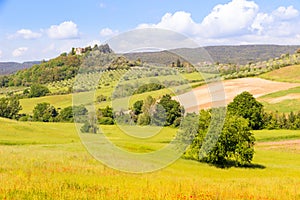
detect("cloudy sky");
top-left (0, 0), bottom-right (300, 62)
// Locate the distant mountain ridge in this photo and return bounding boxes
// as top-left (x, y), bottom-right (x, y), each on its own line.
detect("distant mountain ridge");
top-left (125, 45), bottom-right (300, 65)
top-left (0, 61), bottom-right (41, 75)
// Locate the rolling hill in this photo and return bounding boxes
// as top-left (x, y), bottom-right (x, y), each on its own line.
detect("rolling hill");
top-left (124, 45), bottom-right (300, 65)
top-left (259, 64), bottom-right (300, 83)
top-left (0, 61), bottom-right (40, 75)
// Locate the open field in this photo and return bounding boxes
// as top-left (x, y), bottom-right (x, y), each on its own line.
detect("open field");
top-left (20, 77), bottom-right (300, 115)
top-left (259, 65), bottom-right (300, 83)
top-left (175, 77), bottom-right (300, 113)
top-left (0, 118), bottom-right (300, 199)
top-left (20, 94), bottom-right (73, 114)
top-left (258, 86), bottom-right (300, 113)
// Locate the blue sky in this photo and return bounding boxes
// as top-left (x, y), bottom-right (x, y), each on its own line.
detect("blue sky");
top-left (1, 0), bottom-right (300, 62)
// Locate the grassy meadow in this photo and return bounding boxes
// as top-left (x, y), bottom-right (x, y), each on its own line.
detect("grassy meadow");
top-left (258, 64), bottom-right (300, 113)
top-left (1, 64), bottom-right (300, 199)
top-left (259, 64), bottom-right (300, 83)
top-left (0, 117), bottom-right (300, 199)
top-left (258, 86), bottom-right (300, 113)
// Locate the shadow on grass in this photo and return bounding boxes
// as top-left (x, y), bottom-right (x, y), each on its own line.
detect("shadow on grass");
top-left (210, 161), bottom-right (266, 169)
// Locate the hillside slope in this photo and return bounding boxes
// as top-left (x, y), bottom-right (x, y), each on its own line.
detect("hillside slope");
top-left (0, 61), bottom-right (40, 75)
top-left (175, 78), bottom-right (300, 113)
top-left (125, 45), bottom-right (300, 65)
top-left (260, 65), bottom-right (300, 83)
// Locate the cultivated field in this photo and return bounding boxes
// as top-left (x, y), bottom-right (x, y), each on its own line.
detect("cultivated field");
top-left (175, 77), bottom-right (300, 113)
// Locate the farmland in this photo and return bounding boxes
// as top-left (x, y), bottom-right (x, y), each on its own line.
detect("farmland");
top-left (0, 118), bottom-right (299, 199)
top-left (1, 46), bottom-right (300, 199)
top-left (0, 99), bottom-right (299, 199)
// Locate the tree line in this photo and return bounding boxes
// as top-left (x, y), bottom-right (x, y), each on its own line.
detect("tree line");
top-left (1, 91), bottom-right (299, 167)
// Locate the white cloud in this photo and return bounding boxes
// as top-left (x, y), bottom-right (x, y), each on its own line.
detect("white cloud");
top-left (251, 13), bottom-right (274, 34)
top-left (137, 0), bottom-right (259, 38)
top-left (12, 47), bottom-right (28, 57)
top-left (136, 0), bottom-right (300, 45)
top-left (200, 0), bottom-right (259, 37)
top-left (9, 29), bottom-right (42, 39)
top-left (0, 50), bottom-right (2, 58)
top-left (272, 6), bottom-right (299, 20)
top-left (138, 11), bottom-right (199, 35)
top-left (47, 21), bottom-right (79, 39)
top-left (251, 5), bottom-right (300, 37)
top-left (100, 28), bottom-right (119, 37)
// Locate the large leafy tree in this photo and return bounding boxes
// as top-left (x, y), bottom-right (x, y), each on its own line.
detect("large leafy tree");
top-left (59, 105), bottom-right (88, 122)
top-left (183, 109), bottom-right (255, 166)
top-left (33, 102), bottom-right (58, 122)
top-left (0, 96), bottom-right (22, 119)
top-left (227, 91), bottom-right (264, 130)
top-left (158, 94), bottom-right (183, 126)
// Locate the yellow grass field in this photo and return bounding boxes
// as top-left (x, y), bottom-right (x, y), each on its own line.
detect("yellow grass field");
top-left (0, 118), bottom-right (299, 199)
top-left (260, 65), bottom-right (300, 83)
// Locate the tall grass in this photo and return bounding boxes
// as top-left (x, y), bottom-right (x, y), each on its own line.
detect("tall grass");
top-left (0, 119), bottom-right (300, 199)
top-left (260, 64), bottom-right (300, 83)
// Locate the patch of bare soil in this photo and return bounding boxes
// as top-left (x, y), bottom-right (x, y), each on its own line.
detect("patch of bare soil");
top-left (175, 78), bottom-right (300, 113)
top-left (257, 140), bottom-right (300, 153)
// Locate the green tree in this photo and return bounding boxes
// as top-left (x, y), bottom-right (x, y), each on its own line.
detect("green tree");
top-left (80, 117), bottom-right (98, 133)
top-left (97, 106), bottom-right (113, 118)
top-left (227, 91), bottom-right (264, 130)
top-left (184, 110), bottom-right (255, 166)
top-left (137, 113), bottom-right (151, 125)
top-left (59, 105), bottom-right (88, 122)
top-left (131, 100), bottom-right (144, 123)
top-left (96, 94), bottom-right (107, 103)
top-left (97, 106), bottom-right (114, 125)
top-left (28, 84), bottom-right (50, 98)
top-left (33, 102), bottom-right (58, 122)
top-left (0, 96), bottom-right (22, 119)
top-left (133, 100), bottom-right (143, 115)
top-left (158, 94), bottom-right (183, 126)
top-left (176, 58), bottom-right (182, 68)
top-left (137, 96), bottom-right (156, 126)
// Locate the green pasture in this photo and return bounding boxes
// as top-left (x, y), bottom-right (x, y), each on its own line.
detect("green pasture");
top-left (0, 118), bottom-right (300, 199)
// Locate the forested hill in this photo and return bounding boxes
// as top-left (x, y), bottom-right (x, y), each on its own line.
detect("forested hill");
top-left (0, 44), bottom-right (140, 87)
top-left (205, 45), bottom-right (300, 64)
top-left (125, 45), bottom-right (300, 65)
top-left (2, 44), bottom-right (300, 87)
top-left (0, 61), bottom-right (41, 75)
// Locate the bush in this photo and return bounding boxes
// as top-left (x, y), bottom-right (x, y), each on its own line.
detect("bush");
top-left (98, 117), bottom-right (114, 125)
top-left (28, 84), bottom-right (50, 98)
top-left (18, 115), bottom-right (31, 122)
top-left (80, 121), bottom-right (98, 133)
top-left (33, 102), bottom-right (58, 122)
top-left (59, 105), bottom-right (88, 122)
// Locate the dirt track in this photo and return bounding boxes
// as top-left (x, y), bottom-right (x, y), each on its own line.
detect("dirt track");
top-left (266, 94), bottom-right (300, 103)
top-left (257, 139), bottom-right (300, 152)
top-left (175, 78), bottom-right (300, 113)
